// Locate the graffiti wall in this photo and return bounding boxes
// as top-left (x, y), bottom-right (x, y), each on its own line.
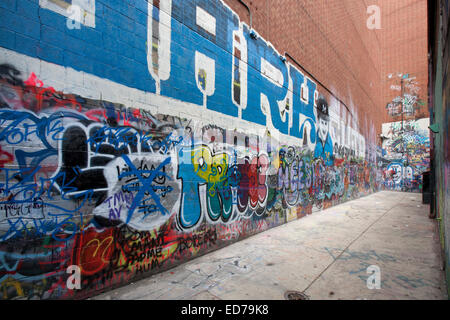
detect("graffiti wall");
top-left (0, 0), bottom-right (381, 299)
top-left (435, 0), bottom-right (450, 295)
top-left (380, 118), bottom-right (430, 192)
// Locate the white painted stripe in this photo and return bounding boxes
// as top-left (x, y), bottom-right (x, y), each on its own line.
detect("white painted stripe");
top-left (0, 47), bottom-right (361, 150)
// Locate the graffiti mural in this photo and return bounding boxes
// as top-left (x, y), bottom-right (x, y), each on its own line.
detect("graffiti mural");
top-left (385, 74), bottom-right (426, 118)
top-left (0, 64), bottom-right (381, 299)
top-left (0, 0), bottom-right (382, 300)
top-left (381, 118), bottom-right (430, 192)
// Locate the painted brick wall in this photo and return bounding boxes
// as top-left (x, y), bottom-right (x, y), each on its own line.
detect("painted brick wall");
top-left (223, 0), bottom-right (384, 146)
top-left (440, 18), bottom-right (450, 298)
top-left (0, 0), bottom-right (385, 299)
top-left (380, 0), bottom-right (429, 121)
top-left (429, 0), bottom-right (450, 297)
top-left (380, 118), bottom-right (430, 192)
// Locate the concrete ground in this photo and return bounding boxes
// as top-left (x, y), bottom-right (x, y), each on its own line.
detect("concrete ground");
top-left (91, 191), bottom-right (447, 300)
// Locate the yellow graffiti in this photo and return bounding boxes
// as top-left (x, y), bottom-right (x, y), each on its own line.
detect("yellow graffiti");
top-left (286, 207), bottom-right (297, 222)
top-left (83, 236), bottom-right (114, 263)
top-left (119, 227), bottom-right (179, 273)
top-left (191, 145), bottom-right (229, 197)
top-left (1, 277), bottom-right (24, 299)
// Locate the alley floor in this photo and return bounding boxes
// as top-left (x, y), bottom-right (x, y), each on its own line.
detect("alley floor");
top-left (91, 191), bottom-right (447, 300)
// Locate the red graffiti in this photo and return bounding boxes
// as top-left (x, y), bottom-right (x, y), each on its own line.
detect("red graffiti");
top-left (85, 109), bottom-right (105, 122)
top-left (0, 146), bottom-right (13, 167)
top-left (22, 72), bottom-right (83, 112)
top-left (75, 228), bottom-right (114, 276)
top-left (248, 154), bottom-right (269, 208)
top-left (24, 72), bottom-right (45, 88)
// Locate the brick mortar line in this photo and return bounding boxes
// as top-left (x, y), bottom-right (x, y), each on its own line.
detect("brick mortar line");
top-left (302, 193), bottom-right (409, 294)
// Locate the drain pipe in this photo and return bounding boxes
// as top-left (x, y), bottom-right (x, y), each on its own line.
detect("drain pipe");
top-left (237, 0), bottom-right (257, 39)
top-left (284, 52), bottom-right (354, 120)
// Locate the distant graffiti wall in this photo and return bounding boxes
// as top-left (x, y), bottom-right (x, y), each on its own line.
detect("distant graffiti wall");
top-left (0, 0), bottom-right (381, 300)
top-left (380, 118), bottom-right (430, 192)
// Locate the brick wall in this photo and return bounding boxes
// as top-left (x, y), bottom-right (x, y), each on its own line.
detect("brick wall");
top-left (223, 0), bottom-right (384, 145)
top-left (380, 0), bottom-right (429, 121)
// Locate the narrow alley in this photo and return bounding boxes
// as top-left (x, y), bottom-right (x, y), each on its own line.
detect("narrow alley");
top-left (91, 192), bottom-right (447, 300)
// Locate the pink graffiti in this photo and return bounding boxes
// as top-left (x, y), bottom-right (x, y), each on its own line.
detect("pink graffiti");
top-left (248, 154), bottom-right (269, 208)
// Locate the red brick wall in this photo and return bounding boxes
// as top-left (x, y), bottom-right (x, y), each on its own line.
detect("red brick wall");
top-left (380, 0), bottom-right (429, 122)
top-left (223, 0), bottom-right (428, 139)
